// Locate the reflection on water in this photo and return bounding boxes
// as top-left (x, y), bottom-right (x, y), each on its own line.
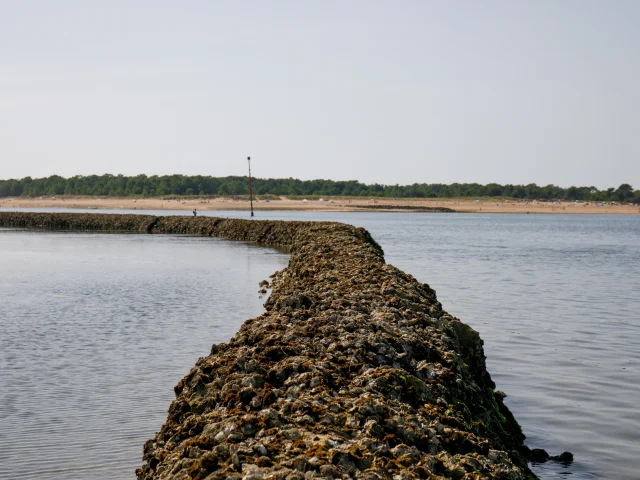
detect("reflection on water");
top-left (1, 210), bottom-right (639, 479)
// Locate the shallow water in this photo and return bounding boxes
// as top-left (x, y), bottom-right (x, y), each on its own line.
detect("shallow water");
top-left (0, 230), bottom-right (289, 479)
top-left (1, 208), bottom-right (639, 479)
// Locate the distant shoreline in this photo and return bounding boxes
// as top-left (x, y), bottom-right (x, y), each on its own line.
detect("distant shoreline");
top-left (0, 195), bottom-right (638, 214)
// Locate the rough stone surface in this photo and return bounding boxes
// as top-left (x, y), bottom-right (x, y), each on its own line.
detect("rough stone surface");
top-left (0, 212), bottom-right (537, 479)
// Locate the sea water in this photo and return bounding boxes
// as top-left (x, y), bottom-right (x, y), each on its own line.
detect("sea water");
top-left (0, 230), bottom-right (288, 479)
top-left (1, 210), bottom-right (638, 479)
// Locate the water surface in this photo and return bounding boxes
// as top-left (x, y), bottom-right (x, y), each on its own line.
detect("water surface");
top-left (1, 209), bottom-right (638, 479)
top-left (0, 230), bottom-right (288, 479)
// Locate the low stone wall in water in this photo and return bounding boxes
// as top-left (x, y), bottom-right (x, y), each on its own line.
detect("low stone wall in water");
top-left (0, 212), bottom-right (538, 479)
top-left (350, 205), bottom-right (455, 212)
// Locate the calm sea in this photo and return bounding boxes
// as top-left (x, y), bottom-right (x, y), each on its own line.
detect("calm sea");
top-left (1, 208), bottom-right (638, 480)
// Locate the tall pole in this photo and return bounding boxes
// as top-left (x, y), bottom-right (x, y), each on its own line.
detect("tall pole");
top-left (247, 156), bottom-right (254, 217)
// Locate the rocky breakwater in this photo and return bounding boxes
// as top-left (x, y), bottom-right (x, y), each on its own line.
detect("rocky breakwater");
top-left (0, 212), bottom-right (545, 479)
top-left (349, 205), bottom-right (455, 213)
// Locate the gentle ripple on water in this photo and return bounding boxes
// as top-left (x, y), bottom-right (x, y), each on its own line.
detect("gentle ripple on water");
top-left (1, 209), bottom-right (639, 479)
top-left (0, 230), bottom-right (289, 480)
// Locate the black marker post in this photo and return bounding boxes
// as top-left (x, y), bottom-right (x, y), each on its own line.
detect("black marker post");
top-left (247, 156), bottom-right (254, 217)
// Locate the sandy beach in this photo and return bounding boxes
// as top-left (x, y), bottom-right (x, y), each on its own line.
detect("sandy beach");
top-left (0, 196), bottom-right (637, 214)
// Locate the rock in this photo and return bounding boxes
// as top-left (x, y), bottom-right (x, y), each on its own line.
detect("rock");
top-left (550, 451), bottom-right (574, 464)
top-left (0, 212), bottom-right (550, 480)
top-left (528, 448), bottom-right (549, 463)
top-left (527, 448), bottom-right (573, 465)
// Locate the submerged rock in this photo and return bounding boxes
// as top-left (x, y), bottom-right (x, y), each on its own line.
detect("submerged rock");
top-left (0, 212), bottom-right (550, 479)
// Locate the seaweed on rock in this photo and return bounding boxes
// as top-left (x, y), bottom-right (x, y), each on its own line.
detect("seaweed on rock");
top-left (0, 212), bottom-right (537, 479)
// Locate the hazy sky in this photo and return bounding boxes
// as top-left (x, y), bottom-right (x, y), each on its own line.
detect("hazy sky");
top-left (1, 1), bottom-right (638, 188)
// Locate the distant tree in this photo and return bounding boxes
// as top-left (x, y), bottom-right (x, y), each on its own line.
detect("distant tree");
top-left (614, 184), bottom-right (634, 202)
top-left (1, 174), bottom-right (637, 204)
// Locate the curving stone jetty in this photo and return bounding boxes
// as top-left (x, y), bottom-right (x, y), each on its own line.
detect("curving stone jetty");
top-left (0, 212), bottom-right (541, 479)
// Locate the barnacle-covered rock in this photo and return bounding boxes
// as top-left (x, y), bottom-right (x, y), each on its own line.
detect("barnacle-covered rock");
top-left (0, 212), bottom-right (537, 479)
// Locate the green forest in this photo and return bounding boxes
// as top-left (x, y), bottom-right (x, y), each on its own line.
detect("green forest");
top-left (0, 174), bottom-right (637, 203)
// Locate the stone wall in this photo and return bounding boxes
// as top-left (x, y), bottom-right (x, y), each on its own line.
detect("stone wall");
top-left (0, 212), bottom-right (536, 479)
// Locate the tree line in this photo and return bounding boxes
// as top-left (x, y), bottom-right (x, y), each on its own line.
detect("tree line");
top-left (0, 174), bottom-right (638, 203)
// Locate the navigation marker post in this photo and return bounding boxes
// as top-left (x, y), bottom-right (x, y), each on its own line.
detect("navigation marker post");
top-left (247, 156), bottom-right (254, 217)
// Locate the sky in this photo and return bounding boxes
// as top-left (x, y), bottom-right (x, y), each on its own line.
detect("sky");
top-left (1, 0), bottom-right (638, 188)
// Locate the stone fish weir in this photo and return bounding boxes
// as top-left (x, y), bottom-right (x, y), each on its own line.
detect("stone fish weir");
top-left (0, 212), bottom-right (566, 479)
